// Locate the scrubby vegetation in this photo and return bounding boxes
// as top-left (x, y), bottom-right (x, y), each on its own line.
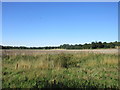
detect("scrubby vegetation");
top-left (2, 52), bottom-right (119, 89)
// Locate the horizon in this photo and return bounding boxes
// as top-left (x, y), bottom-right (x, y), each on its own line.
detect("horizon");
top-left (2, 2), bottom-right (118, 47)
top-left (1, 41), bottom-right (118, 47)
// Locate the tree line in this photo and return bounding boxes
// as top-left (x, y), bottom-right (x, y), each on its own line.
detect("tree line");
top-left (1, 41), bottom-right (120, 49)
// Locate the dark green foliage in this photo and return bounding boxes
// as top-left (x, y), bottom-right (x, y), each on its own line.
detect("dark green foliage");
top-left (60, 41), bottom-right (120, 49)
top-left (1, 41), bottom-right (120, 49)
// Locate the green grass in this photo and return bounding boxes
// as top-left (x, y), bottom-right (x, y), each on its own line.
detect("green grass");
top-left (2, 52), bottom-right (119, 89)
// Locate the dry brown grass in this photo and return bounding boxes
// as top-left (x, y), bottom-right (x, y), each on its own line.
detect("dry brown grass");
top-left (2, 49), bottom-right (118, 56)
top-left (86, 60), bottom-right (97, 67)
top-left (15, 60), bottom-right (32, 70)
top-left (100, 57), bottom-right (118, 65)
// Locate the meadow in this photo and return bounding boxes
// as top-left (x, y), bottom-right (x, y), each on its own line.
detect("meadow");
top-left (2, 49), bottom-right (119, 89)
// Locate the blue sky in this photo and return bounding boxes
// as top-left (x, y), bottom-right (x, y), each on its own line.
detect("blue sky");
top-left (2, 2), bottom-right (118, 47)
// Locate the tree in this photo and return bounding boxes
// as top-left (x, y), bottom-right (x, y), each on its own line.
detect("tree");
top-left (91, 42), bottom-right (97, 49)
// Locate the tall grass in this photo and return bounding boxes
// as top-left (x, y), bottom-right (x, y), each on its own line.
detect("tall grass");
top-left (2, 52), bottom-right (119, 88)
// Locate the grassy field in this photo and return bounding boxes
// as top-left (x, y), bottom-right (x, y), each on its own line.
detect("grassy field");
top-left (2, 50), bottom-right (119, 89)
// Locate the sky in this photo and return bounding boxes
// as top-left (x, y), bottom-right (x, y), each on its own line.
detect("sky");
top-left (2, 2), bottom-right (118, 47)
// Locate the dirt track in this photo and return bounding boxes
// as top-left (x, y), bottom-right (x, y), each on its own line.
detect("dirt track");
top-left (1, 49), bottom-right (118, 56)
